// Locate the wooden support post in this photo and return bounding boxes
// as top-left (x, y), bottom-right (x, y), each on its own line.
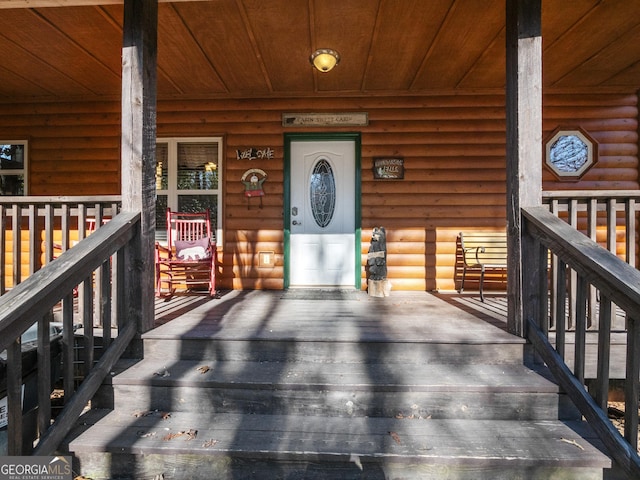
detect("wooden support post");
top-left (505, 0), bottom-right (543, 336)
top-left (121, 0), bottom-right (157, 333)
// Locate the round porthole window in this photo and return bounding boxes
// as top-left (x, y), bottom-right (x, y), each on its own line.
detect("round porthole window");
top-left (545, 127), bottom-right (597, 181)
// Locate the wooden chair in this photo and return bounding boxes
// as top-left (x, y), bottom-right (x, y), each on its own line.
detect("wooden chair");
top-left (155, 209), bottom-right (216, 298)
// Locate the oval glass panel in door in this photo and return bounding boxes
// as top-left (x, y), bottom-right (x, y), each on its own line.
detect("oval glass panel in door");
top-left (309, 158), bottom-right (336, 228)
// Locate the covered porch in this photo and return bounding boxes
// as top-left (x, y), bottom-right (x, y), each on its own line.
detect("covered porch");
top-left (0, 0), bottom-right (640, 478)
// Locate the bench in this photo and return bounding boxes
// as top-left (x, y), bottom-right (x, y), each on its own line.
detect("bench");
top-left (458, 231), bottom-right (507, 302)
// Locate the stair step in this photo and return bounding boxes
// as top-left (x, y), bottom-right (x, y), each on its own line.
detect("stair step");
top-left (66, 410), bottom-right (610, 480)
top-left (63, 292), bottom-right (615, 478)
top-left (141, 338), bottom-right (531, 364)
top-left (94, 359), bottom-right (579, 420)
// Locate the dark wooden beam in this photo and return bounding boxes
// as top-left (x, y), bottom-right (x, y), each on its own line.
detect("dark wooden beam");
top-left (121, 0), bottom-right (157, 333)
top-left (505, 0), bottom-right (543, 336)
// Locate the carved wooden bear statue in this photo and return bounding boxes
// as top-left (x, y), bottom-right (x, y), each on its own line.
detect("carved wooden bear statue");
top-left (367, 226), bottom-right (387, 281)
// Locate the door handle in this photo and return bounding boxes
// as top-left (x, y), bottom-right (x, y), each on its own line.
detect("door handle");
top-left (292, 220), bottom-right (301, 226)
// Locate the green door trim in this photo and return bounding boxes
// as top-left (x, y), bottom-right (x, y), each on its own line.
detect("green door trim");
top-left (283, 132), bottom-right (362, 289)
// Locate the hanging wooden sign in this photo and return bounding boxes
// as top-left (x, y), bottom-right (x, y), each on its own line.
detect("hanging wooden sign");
top-left (282, 112), bottom-right (369, 127)
top-left (373, 157), bottom-right (404, 179)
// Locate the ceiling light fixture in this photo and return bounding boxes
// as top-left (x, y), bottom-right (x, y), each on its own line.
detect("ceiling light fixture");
top-left (310, 48), bottom-right (340, 73)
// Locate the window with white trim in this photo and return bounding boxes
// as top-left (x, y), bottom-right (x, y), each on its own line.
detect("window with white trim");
top-left (155, 137), bottom-right (222, 244)
top-left (0, 141), bottom-right (28, 195)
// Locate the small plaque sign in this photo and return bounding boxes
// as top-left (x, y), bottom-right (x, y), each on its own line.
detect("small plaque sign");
top-left (282, 112), bottom-right (368, 127)
top-left (373, 157), bottom-right (404, 179)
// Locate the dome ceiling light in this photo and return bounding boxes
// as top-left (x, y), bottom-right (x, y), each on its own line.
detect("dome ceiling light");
top-left (309, 48), bottom-right (340, 73)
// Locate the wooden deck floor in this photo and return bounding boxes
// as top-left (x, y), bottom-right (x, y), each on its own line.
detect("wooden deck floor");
top-left (152, 290), bottom-right (629, 379)
top-left (152, 290), bottom-right (517, 345)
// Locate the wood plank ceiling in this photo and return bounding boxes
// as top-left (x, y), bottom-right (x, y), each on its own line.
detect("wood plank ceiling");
top-left (0, 0), bottom-right (639, 102)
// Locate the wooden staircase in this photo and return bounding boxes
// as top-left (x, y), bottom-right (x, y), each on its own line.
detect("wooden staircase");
top-left (63, 291), bottom-right (612, 479)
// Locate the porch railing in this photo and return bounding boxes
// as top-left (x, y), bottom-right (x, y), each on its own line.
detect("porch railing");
top-left (0, 210), bottom-right (141, 455)
top-left (522, 205), bottom-right (640, 479)
top-left (543, 190), bottom-right (640, 330)
top-left (0, 196), bottom-right (121, 294)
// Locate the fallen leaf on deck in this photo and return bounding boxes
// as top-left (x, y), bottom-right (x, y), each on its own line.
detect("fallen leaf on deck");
top-left (163, 432), bottom-right (183, 441)
top-left (137, 430), bottom-right (157, 438)
top-left (163, 429), bottom-right (198, 441)
top-left (203, 438), bottom-right (218, 448)
top-left (133, 410), bottom-right (154, 417)
top-left (153, 369), bottom-right (170, 377)
top-left (161, 412), bottom-right (171, 420)
top-left (196, 365), bottom-right (211, 374)
top-left (389, 431), bottom-right (402, 445)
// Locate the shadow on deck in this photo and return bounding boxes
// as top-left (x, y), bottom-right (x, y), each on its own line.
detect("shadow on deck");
top-left (64, 290), bottom-right (616, 479)
top-left (152, 290), bottom-right (512, 342)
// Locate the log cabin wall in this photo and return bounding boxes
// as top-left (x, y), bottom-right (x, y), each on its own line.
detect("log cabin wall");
top-left (543, 93), bottom-right (640, 270)
top-left (0, 92), bottom-right (637, 292)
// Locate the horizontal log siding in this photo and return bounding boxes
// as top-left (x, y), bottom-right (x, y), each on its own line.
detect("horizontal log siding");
top-left (543, 93), bottom-right (639, 190)
top-left (156, 95), bottom-right (512, 291)
top-left (0, 102), bottom-right (122, 195)
top-left (1, 93), bottom-right (637, 291)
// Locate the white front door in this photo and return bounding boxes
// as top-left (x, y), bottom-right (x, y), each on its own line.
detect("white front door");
top-left (289, 140), bottom-right (356, 287)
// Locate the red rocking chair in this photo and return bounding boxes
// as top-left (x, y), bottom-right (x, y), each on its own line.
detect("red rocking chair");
top-left (155, 209), bottom-right (216, 298)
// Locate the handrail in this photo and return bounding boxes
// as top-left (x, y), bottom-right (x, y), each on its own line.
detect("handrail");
top-left (522, 206), bottom-right (640, 479)
top-left (0, 211), bottom-right (140, 455)
top-left (0, 195), bottom-right (122, 204)
top-left (543, 190), bottom-right (640, 200)
top-left (0, 212), bottom-right (138, 351)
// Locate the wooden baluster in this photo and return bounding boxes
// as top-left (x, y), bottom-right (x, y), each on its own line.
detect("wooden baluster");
top-left (12, 204), bottom-right (21, 286)
top-left (568, 199), bottom-right (578, 330)
top-left (555, 259), bottom-right (567, 360)
top-left (587, 198), bottom-right (598, 329)
top-left (91, 203), bottom-right (104, 328)
top-left (101, 258), bottom-right (112, 349)
top-left (28, 203), bottom-right (37, 276)
top-left (60, 204), bottom-right (70, 252)
top-left (549, 199), bottom-right (560, 330)
top-left (574, 274), bottom-right (588, 385)
top-left (82, 276), bottom-right (94, 378)
top-left (595, 295), bottom-right (611, 410)
top-left (625, 317), bottom-right (640, 451)
top-left (626, 198), bottom-right (636, 268)
top-left (7, 337), bottom-right (22, 455)
top-left (44, 204), bottom-right (55, 264)
top-left (37, 312), bottom-right (53, 442)
top-left (62, 292), bottom-right (76, 402)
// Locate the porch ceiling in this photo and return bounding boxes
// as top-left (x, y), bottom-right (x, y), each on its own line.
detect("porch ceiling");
top-left (0, 0), bottom-right (639, 102)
